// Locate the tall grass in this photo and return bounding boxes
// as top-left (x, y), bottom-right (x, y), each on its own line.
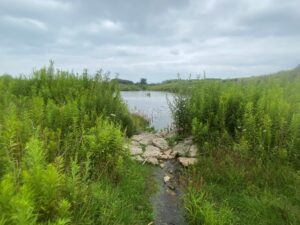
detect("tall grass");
top-left (0, 63), bottom-right (153, 224)
top-left (172, 69), bottom-right (300, 224)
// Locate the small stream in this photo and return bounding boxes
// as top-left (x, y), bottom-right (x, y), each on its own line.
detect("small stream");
top-left (121, 91), bottom-right (187, 225)
top-left (151, 160), bottom-right (186, 225)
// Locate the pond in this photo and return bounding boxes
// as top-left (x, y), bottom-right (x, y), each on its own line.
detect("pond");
top-left (121, 91), bottom-right (174, 130)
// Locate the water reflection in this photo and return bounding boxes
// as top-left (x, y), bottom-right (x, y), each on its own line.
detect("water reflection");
top-left (121, 91), bottom-right (174, 130)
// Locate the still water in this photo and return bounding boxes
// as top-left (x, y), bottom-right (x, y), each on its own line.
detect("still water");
top-left (121, 91), bottom-right (174, 130)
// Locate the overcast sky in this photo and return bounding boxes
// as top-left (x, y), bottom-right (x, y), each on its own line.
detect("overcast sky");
top-left (0, 0), bottom-right (299, 82)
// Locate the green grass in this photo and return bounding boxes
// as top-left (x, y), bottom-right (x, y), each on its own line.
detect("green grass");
top-left (0, 63), bottom-right (154, 225)
top-left (172, 68), bottom-right (300, 224)
top-left (183, 150), bottom-right (300, 225)
top-left (86, 160), bottom-right (154, 225)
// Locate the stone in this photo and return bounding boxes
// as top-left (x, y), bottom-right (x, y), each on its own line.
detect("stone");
top-left (178, 157), bottom-right (198, 167)
top-left (130, 145), bottom-right (143, 155)
top-left (152, 137), bottom-right (169, 150)
top-left (184, 137), bottom-right (193, 145)
top-left (143, 145), bottom-right (162, 158)
top-left (188, 145), bottom-right (198, 157)
top-left (172, 143), bottom-right (189, 157)
top-left (145, 157), bottom-right (159, 165)
top-left (132, 155), bottom-right (144, 162)
top-left (166, 189), bottom-right (176, 196)
top-left (160, 163), bottom-right (165, 168)
top-left (164, 175), bottom-right (171, 183)
top-left (131, 140), bottom-right (140, 146)
top-left (132, 134), bottom-right (144, 142)
top-left (158, 129), bottom-right (168, 137)
top-left (167, 183), bottom-right (175, 190)
top-left (162, 149), bottom-right (174, 159)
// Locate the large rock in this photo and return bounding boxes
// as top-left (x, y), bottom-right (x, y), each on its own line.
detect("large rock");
top-left (184, 137), bottom-right (193, 145)
top-left (145, 157), bottom-right (159, 165)
top-left (130, 145), bottom-right (143, 155)
top-left (132, 155), bottom-right (144, 162)
top-left (188, 145), bottom-right (198, 157)
top-left (159, 149), bottom-right (175, 160)
top-left (152, 138), bottom-right (169, 150)
top-left (132, 134), bottom-right (144, 142)
top-left (143, 145), bottom-right (162, 158)
top-left (172, 143), bottom-right (190, 157)
top-left (139, 133), bottom-right (157, 145)
top-left (178, 157), bottom-right (197, 167)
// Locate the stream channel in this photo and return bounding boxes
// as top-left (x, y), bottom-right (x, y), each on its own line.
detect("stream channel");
top-left (121, 91), bottom-right (187, 225)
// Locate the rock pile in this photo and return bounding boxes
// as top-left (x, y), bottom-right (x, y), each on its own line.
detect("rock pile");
top-left (129, 132), bottom-right (198, 167)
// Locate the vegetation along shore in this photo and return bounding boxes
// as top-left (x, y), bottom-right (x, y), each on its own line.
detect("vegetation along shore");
top-left (0, 64), bottom-right (299, 224)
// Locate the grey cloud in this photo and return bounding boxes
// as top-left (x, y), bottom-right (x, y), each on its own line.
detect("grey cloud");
top-left (0, 0), bottom-right (299, 82)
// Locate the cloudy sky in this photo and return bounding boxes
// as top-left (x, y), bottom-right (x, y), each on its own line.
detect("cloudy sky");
top-left (0, 0), bottom-right (299, 82)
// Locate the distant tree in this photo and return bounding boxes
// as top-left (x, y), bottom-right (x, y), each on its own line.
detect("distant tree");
top-left (140, 78), bottom-right (147, 85)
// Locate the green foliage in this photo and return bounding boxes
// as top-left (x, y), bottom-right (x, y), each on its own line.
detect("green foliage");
top-left (184, 189), bottom-right (234, 225)
top-left (172, 69), bottom-right (300, 224)
top-left (0, 64), bottom-right (153, 224)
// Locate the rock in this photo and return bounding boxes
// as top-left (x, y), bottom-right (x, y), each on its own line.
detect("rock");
top-left (178, 157), bottom-right (198, 167)
top-left (172, 143), bottom-right (189, 157)
top-left (143, 145), bottom-right (162, 158)
top-left (160, 163), bottom-right (165, 168)
top-left (140, 138), bottom-right (153, 145)
top-left (132, 133), bottom-right (157, 145)
top-left (130, 145), bottom-right (143, 155)
top-left (131, 140), bottom-right (140, 146)
top-left (158, 129), bottom-right (168, 137)
top-left (184, 137), bottom-right (193, 145)
top-left (166, 189), bottom-right (176, 196)
top-left (188, 145), bottom-right (197, 157)
top-left (132, 134), bottom-right (144, 142)
top-left (145, 157), bottom-right (159, 165)
top-left (159, 154), bottom-right (169, 160)
top-left (167, 183), bottom-right (175, 190)
top-left (152, 138), bottom-right (169, 150)
top-left (164, 175), bottom-right (171, 183)
top-left (132, 155), bottom-right (144, 162)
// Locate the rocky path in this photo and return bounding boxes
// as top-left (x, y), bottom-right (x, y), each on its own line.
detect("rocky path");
top-left (127, 131), bottom-right (198, 225)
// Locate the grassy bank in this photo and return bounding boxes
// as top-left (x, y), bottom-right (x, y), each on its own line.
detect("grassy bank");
top-left (0, 64), bottom-right (153, 225)
top-left (172, 69), bottom-right (300, 224)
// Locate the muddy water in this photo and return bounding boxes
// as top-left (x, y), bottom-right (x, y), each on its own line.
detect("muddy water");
top-left (150, 160), bottom-right (187, 225)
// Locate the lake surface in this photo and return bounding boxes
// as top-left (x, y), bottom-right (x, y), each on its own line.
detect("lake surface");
top-left (121, 91), bottom-right (174, 130)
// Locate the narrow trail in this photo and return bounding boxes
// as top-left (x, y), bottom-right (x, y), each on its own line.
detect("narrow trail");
top-left (129, 132), bottom-right (197, 225)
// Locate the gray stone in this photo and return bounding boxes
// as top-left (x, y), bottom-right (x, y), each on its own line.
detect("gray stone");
top-left (132, 155), bottom-right (144, 162)
top-left (152, 137), bottom-right (169, 150)
top-left (132, 134), bottom-right (144, 142)
top-left (184, 137), bottom-right (193, 145)
top-left (188, 145), bottom-right (198, 157)
top-left (131, 140), bottom-right (140, 146)
top-left (130, 145), bottom-right (143, 155)
top-left (143, 145), bottom-right (162, 158)
top-left (139, 133), bottom-right (157, 145)
top-left (164, 175), bottom-right (171, 183)
top-left (178, 157), bottom-right (198, 167)
top-left (145, 157), bottom-right (159, 165)
top-left (172, 143), bottom-right (189, 157)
